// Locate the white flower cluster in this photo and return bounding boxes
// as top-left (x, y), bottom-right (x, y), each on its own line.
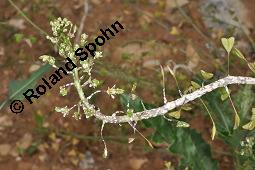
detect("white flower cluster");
top-left (49, 17), bottom-right (75, 37)
top-left (39, 55), bottom-right (55, 65)
top-left (55, 106), bottom-right (69, 117)
top-left (40, 17), bottom-right (125, 120)
top-left (80, 33), bottom-right (88, 46)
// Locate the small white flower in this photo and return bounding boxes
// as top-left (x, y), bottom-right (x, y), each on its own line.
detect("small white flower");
top-left (55, 106), bottom-right (69, 117)
top-left (80, 33), bottom-right (88, 46)
top-left (39, 55), bottom-right (55, 65)
top-left (59, 86), bottom-right (68, 96)
top-left (95, 51), bottom-right (103, 59)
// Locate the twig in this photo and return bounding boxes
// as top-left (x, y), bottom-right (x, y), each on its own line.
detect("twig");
top-left (93, 76), bottom-right (255, 123)
top-left (75, 0), bottom-right (89, 43)
top-left (8, 0), bottom-right (48, 36)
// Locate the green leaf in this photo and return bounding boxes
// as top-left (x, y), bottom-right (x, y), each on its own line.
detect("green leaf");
top-left (232, 47), bottom-right (247, 61)
top-left (176, 120), bottom-right (190, 128)
top-left (234, 112), bottom-right (240, 129)
top-left (200, 70), bottom-right (214, 80)
top-left (14, 33), bottom-right (24, 43)
top-left (199, 85), bottom-right (232, 136)
top-left (252, 108), bottom-right (255, 120)
top-left (0, 64), bottom-right (51, 110)
top-left (211, 122), bottom-right (216, 140)
top-left (219, 88), bottom-right (230, 101)
top-left (242, 120), bottom-right (255, 130)
top-left (168, 110), bottom-right (181, 119)
top-left (28, 35), bottom-right (37, 44)
top-left (26, 144), bottom-right (38, 156)
top-left (143, 116), bottom-right (218, 170)
top-left (221, 37), bottom-right (235, 54)
top-left (8, 64), bottom-right (51, 100)
top-left (242, 108), bottom-right (255, 130)
top-left (33, 112), bottom-right (45, 127)
top-left (181, 103), bottom-right (193, 111)
top-left (120, 94), bottom-right (154, 112)
top-left (248, 62), bottom-right (255, 74)
top-left (234, 85), bottom-right (255, 120)
top-left (191, 81), bottom-right (201, 89)
top-left (121, 94), bottom-right (218, 170)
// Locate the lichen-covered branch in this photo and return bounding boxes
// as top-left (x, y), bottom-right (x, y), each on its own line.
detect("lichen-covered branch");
top-left (40, 18), bottom-right (255, 125)
top-left (94, 76), bottom-right (255, 124)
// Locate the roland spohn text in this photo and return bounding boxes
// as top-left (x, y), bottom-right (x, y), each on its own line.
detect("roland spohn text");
top-left (23, 20), bottom-right (124, 104)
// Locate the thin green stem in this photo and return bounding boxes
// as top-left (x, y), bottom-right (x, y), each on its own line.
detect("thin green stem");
top-left (8, 0), bottom-right (48, 36)
top-left (228, 53), bottom-right (230, 75)
top-left (225, 86), bottom-right (240, 129)
top-left (199, 98), bottom-right (214, 124)
top-left (174, 0), bottom-right (210, 42)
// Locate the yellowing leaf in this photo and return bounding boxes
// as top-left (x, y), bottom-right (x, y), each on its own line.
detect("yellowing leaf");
top-left (103, 147), bottom-right (108, 158)
top-left (234, 112), bottom-right (240, 129)
top-left (201, 70), bottom-right (214, 80)
top-left (68, 149), bottom-right (77, 156)
top-left (221, 37), bottom-right (235, 54)
top-left (176, 121), bottom-right (190, 128)
top-left (169, 110), bottom-right (181, 119)
top-left (51, 143), bottom-right (59, 152)
top-left (242, 108), bottom-right (255, 130)
top-left (170, 26), bottom-right (179, 35)
top-left (72, 138), bottom-right (79, 145)
top-left (242, 120), bottom-right (255, 130)
top-left (181, 103), bottom-right (193, 111)
top-left (70, 157), bottom-right (79, 166)
top-left (191, 81), bottom-right (201, 89)
top-left (128, 138), bottom-right (135, 143)
top-left (251, 108), bottom-right (255, 120)
top-left (49, 133), bottom-right (56, 141)
top-left (211, 123), bottom-right (216, 140)
top-left (248, 62), bottom-right (255, 74)
top-left (232, 48), bottom-right (247, 61)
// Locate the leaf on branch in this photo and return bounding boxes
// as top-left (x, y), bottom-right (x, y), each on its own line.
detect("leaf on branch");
top-left (232, 48), bottom-right (247, 61)
top-left (234, 85), bottom-right (255, 120)
top-left (219, 88), bottom-right (230, 101)
top-left (242, 121), bottom-right (255, 130)
top-left (234, 112), bottom-right (240, 129)
top-left (221, 37), bottom-right (235, 54)
top-left (168, 110), bottom-right (181, 119)
top-left (211, 122), bottom-right (216, 140)
top-left (242, 108), bottom-right (255, 130)
top-left (176, 120), bottom-right (190, 128)
top-left (201, 70), bottom-right (214, 80)
top-left (181, 103), bottom-right (193, 111)
top-left (191, 81), bottom-right (201, 89)
top-left (248, 62), bottom-right (255, 74)
top-left (252, 108), bottom-right (255, 119)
